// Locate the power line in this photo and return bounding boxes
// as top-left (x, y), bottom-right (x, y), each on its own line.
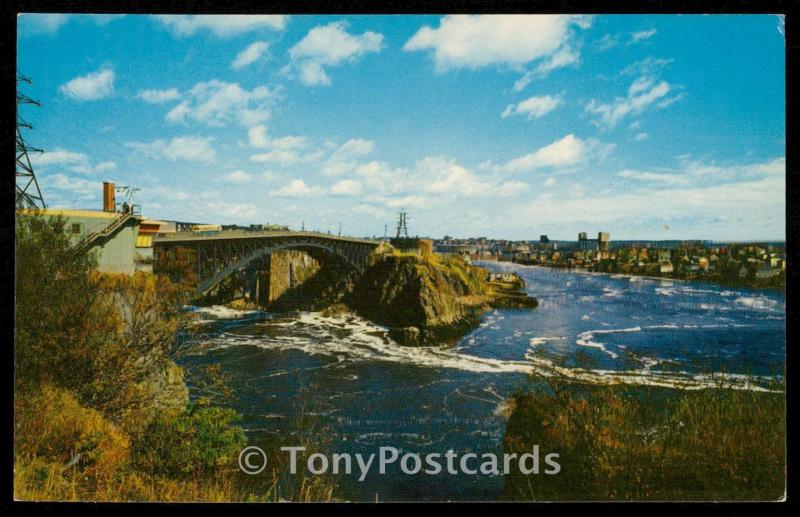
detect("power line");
top-left (16, 73), bottom-right (46, 209)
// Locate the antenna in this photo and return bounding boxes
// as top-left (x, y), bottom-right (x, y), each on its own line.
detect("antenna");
top-left (16, 74), bottom-right (46, 209)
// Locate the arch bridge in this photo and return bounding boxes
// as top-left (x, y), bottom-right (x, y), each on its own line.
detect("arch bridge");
top-left (153, 230), bottom-right (380, 296)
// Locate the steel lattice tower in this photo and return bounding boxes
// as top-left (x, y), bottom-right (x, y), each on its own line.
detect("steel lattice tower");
top-left (395, 210), bottom-right (409, 239)
top-left (16, 74), bottom-right (46, 209)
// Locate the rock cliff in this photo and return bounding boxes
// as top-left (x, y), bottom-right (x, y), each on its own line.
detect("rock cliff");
top-left (346, 254), bottom-right (537, 346)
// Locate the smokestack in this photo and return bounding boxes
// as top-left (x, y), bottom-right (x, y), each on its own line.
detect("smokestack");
top-left (103, 182), bottom-right (115, 212)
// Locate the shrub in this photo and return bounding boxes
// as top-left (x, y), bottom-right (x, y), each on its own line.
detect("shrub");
top-left (132, 405), bottom-right (246, 479)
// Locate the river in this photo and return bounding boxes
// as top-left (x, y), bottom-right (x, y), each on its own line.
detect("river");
top-left (179, 262), bottom-right (785, 501)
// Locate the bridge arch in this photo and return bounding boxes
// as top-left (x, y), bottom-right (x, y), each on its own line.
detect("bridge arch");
top-left (196, 239), bottom-right (366, 295)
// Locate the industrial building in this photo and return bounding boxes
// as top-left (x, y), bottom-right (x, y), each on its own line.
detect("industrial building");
top-left (17, 181), bottom-right (161, 274)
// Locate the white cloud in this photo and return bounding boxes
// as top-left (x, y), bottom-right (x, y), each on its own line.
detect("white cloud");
top-left (496, 134), bottom-right (613, 173)
top-left (248, 124), bottom-right (270, 148)
top-left (19, 13), bottom-right (71, 34)
top-left (270, 179), bottom-right (323, 198)
top-left (620, 57), bottom-right (674, 77)
top-left (585, 77), bottom-right (673, 128)
top-left (322, 138), bottom-right (376, 175)
top-left (126, 136), bottom-right (216, 162)
top-left (544, 177), bottom-right (556, 187)
top-left (165, 80), bottom-right (274, 127)
top-left (94, 161), bottom-right (117, 172)
top-left (59, 68), bottom-right (115, 101)
top-left (630, 29), bottom-right (657, 43)
top-left (138, 88), bottom-right (180, 104)
top-left (20, 14), bottom-right (125, 35)
top-left (232, 41), bottom-right (269, 69)
top-left (330, 179), bottom-right (364, 196)
top-left (30, 149), bottom-right (88, 168)
top-left (30, 149), bottom-right (116, 175)
top-left (502, 94), bottom-right (562, 119)
top-left (616, 157), bottom-right (785, 187)
top-left (634, 132), bottom-right (650, 141)
top-left (223, 170), bottom-right (253, 184)
top-left (404, 15), bottom-right (590, 72)
top-left (43, 173), bottom-right (99, 199)
top-left (205, 201), bottom-right (261, 220)
top-left (154, 15), bottom-right (288, 37)
top-left (617, 169), bottom-right (687, 185)
top-left (522, 158), bottom-right (785, 232)
top-left (287, 21), bottom-right (384, 86)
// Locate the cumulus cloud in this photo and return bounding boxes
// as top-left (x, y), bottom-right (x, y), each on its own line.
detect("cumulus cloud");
top-left (30, 148), bottom-right (116, 175)
top-left (137, 88), bottom-right (180, 104)
top-left (330, 179), bottom-right (364, 196)
top-left (125, 136), bottom-right (216, 162)
top-left (404, 15), bottom-right (590, 74)
top-left (495, 134), bottom-right (614, 173)
top-left (287, 21), bottom-right (384, 86)
top-left (321, 138), bottom-right (376, 175)
top-left (154, 15), bottom-right (288, 37)
top-left (270, 179), bottom-right (323, 198)
top-left (585, 76), bottom-right (675, 128)
top-left (501, 94), bottom-right (563, 119)
top-left (165, 80), bottom-right (274, 127)
top-left (232, 41), bottom-right (269, 69)
top-left (59, 68), bottom-right (115, 101)
top-left (249, 133), bottom-right (321, 166)
top-left (43, 173), bottom-right (100, 199)
top-left (223, 170), bottom-right (253, 184)
top-left (247, 124), bottom-right (270, 148)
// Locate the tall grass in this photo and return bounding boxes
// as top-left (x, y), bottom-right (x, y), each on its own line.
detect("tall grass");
top-left (503, 375), bottom-right (785, 501)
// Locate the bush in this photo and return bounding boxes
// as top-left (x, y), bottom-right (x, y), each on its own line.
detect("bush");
top-left (132, 405), bottom-right (246, 479)
top-left (14, 384), bottom-right (130, 499)
top-left (503, 383), bottom-right (785, 501)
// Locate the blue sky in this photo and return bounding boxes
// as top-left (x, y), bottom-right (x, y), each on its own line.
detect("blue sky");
top-left (17, 14), bottom-right (785, 240)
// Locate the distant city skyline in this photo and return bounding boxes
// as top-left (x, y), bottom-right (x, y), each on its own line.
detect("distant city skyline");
top-left (18, 14), bottom-right (785, 241)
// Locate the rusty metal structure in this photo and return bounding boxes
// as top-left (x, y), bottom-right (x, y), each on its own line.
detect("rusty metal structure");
top-left (154, 231), bottom-right (379, 296)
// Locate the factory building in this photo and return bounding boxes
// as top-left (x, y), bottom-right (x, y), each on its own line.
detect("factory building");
top-left (17, 181), bottom-right (160, 274)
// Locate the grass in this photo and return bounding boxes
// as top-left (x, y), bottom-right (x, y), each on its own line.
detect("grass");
top-left (503, 379), bottom-right (785, 501)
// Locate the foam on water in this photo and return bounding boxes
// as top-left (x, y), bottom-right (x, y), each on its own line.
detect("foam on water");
top-left (193, 311), bottom-right (779, 392)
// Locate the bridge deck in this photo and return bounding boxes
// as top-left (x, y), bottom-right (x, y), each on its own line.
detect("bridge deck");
top-left (153, 230), bottom-right (380, 246)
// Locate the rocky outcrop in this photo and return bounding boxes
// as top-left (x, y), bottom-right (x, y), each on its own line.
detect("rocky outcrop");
top-left (346, 254), bottom-right (537, 346)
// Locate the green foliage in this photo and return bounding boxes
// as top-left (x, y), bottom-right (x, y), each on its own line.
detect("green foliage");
top-left (132, 405), bottom-right (246, 479)
top-left (15, 214), bottom-right (109, 389)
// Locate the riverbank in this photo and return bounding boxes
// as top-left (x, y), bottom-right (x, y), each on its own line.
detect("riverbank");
top-left (503, 381), bottom-right (785, 501)
top-left (509, 259), bottom-right (785, 291)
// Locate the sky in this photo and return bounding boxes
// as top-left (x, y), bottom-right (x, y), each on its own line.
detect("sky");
top-left (17, 14), bottom-right (786, 241)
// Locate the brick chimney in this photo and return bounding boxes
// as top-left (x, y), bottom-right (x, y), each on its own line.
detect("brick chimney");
top-left (103, 182), bottom-right (115, 212)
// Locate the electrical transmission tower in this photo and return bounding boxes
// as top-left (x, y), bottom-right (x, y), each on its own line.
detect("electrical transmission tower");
top-left (395, 210), bottom-right (409, 239)
top-left (16, 74), bottom-right (46, 209)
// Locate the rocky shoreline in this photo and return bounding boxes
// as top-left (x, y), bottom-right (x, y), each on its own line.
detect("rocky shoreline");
top-left (225, 252), bottom-right (538, 347)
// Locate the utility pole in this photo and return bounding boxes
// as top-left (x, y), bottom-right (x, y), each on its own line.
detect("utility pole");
top-left (338, 222), bottom-right (342, 237)
top-left (16, 74), bottom-right (46, 209)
